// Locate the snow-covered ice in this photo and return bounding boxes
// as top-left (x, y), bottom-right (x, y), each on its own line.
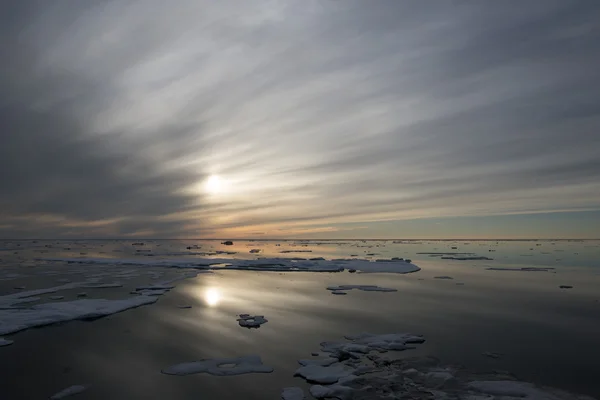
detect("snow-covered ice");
top-left (49, 385), bottom-right (87, 399)
top-left (162, 355), bottom-right (274, 376)
top-left (0, 296), bottom-right (158, 336)
top-left (237, 314), bottom-right (268, 328)
top-left (40, 256), bottom-right (420, 274)
top-left (326, 285), bottom-right (397, 293)
top-left (281, 387), bottom-right (304, 400)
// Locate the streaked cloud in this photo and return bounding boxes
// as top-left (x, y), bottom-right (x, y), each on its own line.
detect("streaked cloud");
top-left (1, 0), bottom-right (599, 238)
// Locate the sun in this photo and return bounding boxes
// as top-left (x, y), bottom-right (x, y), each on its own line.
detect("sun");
top-left (204, 175), bottom-right (222, 194)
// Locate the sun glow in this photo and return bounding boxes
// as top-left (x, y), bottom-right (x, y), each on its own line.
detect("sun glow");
top-left (204, 288), bottom-right (221, 306)
top-left (205, 175), bottom-right (222, 194)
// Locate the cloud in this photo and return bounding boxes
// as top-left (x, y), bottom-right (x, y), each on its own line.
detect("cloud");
top-left (1, 1), bottom-right (599, 238)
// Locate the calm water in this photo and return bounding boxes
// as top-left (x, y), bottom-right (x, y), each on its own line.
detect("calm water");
top-left (1, 239), bottom-right (599, 399)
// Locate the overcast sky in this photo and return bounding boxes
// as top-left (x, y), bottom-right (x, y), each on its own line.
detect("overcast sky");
top-left (1, 0), bottom-right (600, 239)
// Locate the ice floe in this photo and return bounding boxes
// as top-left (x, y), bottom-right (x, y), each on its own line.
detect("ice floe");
top-left (326, 285), bottom-right (397, 293)
top-left (0, 296), bottom-right (158, 336)
top-left (290, 333), bottom-right (592, 400)
top-left (162, 355), bottom-right (273, 376)
top-left (49, 385), bottom-right (87, 399)
top-left (0, 338), bottom-right (14, 346)
top-left (237, 314), bottom-right (268, 328)
top-left (40, 256), bottom-right (420, 274)
top-left (434, 276), bottom-right (454, 280)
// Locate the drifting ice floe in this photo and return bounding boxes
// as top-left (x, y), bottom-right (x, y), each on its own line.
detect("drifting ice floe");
top-left (162, 355), bottom-right (273, 376)
top-left (326, 285), bottom-right (397, 293)
top-left (0, 296), bottom-right (158, 336)
top-left (237, 314), bottom-right (268, 328)
top-left (40, 256), bottom-right (420, 274)
top-left (0, 338), bottom-right (14, 347)
top-left (290, 333), bottom-right (592, 400)
top-left (49, 385), bottom-right (87, 399)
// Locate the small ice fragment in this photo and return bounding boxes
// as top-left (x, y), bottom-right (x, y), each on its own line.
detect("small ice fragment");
top-left (0, 338), bottom-right (14, 346)
top-left (237, 314), bottom-right (268, 328)
top-left (282, 387), bottom-right (304, 400)
top-left (559, 285), bottom-right (573, 289)
top-left (49, 296), bottom-right (65, 300)
top-left (311, 352), bottom-right (320, 356)
top-left (331, 291), bottom-right (347, 295)
top-left (482, 351), bottom-right (502, 359)
top-left (434, 276), bottom-right (453, 280)
top-left (177, 305), bottom-right (192, 309)
top-left (13, 286), bottom-right (25, 290)
top-left (162, 355), bottom-right (273, 376)
top-left (49, 384), bottom-right (87, 399)
top-left (77, 292), bottom-right (87, 297)
top-left (326, 285), bottom-right (396, 292)
top-left (249, 249), bottom-right (262, 253)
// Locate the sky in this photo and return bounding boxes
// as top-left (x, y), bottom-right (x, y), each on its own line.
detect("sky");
top-left (1, 0), bottom-right (600, 239)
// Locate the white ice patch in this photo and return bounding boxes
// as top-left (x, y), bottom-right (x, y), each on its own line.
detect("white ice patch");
top-left (40, 256), bottom-right (420, 274)
top-left (326, 285), bottom-right (397, 293)
top-left (0, 337), bottom-right (14, 346)
top-left (162, 355), bottom-right (274, 376)
top-left (0, 296), bottom-right (158, 336)
top-left (237, 314), bottom-right (268, 328)
top-left (49, 385), bottom-right (87, 399)
top-left (282, 387), bottom-right (305, 400)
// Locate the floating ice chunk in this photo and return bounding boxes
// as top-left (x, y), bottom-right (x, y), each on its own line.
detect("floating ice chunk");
top-left (162, 355), bottom-right (273, 376)
top-left (282, 387), bottom-right (304, 400)
top-left (482, 351), bottom-right (502, 359)
top-left (331, 291), bottom-right (347, 295)
top-left (309, 384), bottom-right (353, 400)
top-left (77, 292), bottom-right (87, 297)
top-left (326, 285), bottom-right (397, 293)
top-left (177, 305), bottom-right (192, 309)
top-left (39, 256), bottom-right (419, 274)
top-left (0, 338), bottom-right (14, 346)
top-left (441, 256), bottom-right (493, 260)
top-left (13, 286), bottom-right (25, 290)
top-left (49, 384), bottom-right (87, 399)
top-left (295, 364), bottom-right (354, 384)
top-left (249, 249), bottom-right (262, 253)
top-left (237, 314), bottom-right (268, 328)
top-left (559, 285), bottom-right (573, 289)
top-left (0, 296), bottom-right (158, 335)
top-left (320, 333), bottom-right (425, 356)
top-left (298, 358), bottom-right (338, 367)
top-left (49, 296), bottom-right (64, 300)
top-left (434, 276), bottom-right (454, 280)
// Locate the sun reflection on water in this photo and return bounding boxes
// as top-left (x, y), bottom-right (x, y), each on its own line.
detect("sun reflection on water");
top-left (204, 288), bottom-right (221, 306)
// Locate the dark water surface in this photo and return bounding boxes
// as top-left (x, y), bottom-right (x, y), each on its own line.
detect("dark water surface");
top-left (0, 239), bottom-right (599, 399)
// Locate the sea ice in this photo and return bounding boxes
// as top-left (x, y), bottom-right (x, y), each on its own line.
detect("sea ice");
top-left (326, 285), bottom-right (397, 293)
top-left (486, 267), bottom-right (554, 272)
top-left (162, 355), bottom-right (274, 376)
top-left (40, 256), bottom-right (420, 274)
top-left (331, 291), bottom-right (347, 295)
top-left (0, 296), bottom-right (158, 335)
top-left (294, 364), bottom-right (354, 384)
top-left (434, 276), bottom-right (454, 280)
top-left (49, 296), bottom-right (64, 300)
top-left (49, 384), bottom-right (87, 399)
top-left (237, 314), bottom-right (268, 328)
top-left (282, 387), bottom-right (304, 400)
top-left (0, 338), bottom-right (14, 346)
